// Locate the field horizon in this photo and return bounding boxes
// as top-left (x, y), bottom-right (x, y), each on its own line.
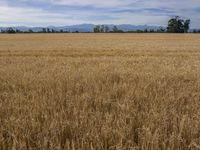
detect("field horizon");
top-left (1, 33), bottom-right (200, 149)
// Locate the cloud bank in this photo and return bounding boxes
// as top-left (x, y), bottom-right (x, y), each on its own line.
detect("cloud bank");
top-left (0, 0), bottom-right (200, 28)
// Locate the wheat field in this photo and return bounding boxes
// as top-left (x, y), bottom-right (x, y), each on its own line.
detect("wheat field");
top-left (0, 33), bottom-right (200, 150)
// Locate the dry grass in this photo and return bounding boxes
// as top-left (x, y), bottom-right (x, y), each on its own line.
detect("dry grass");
top-left (0, 33), bottom-right (200, 150)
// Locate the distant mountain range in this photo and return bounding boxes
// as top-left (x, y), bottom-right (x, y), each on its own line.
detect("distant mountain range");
top-left (0, 24), bottom-right (166, 32)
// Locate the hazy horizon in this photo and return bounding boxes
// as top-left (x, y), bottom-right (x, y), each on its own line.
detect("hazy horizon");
top-left (0, 24), bottom-right (165, 28)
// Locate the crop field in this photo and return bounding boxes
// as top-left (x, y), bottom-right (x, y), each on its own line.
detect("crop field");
top-left (1, 33), bottom-right (200, 150)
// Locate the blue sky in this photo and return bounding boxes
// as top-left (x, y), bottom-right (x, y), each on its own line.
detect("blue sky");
top-left (0, 0), bottom-right (200, 28)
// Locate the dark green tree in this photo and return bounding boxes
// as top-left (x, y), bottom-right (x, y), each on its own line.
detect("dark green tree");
top-left (112, 26), bottom-right (118, 32)
top-left (159, 27), bottom-right (165, 33)
top-left (183, 19), bottom-right (190, 33)
top-left (16, 29), bottom-right (22, 33)
top-left (150, 29), bottom-right (155, 33)
top-left (28, 29), bottom-right (33, 33)
top-left (6, 27), bottom-right (16, 33)
top-left (42, 28), bottom-right (47, 33)
top-left (167, 16), bottom-right (181, 33)
top-left (167, 16), bottom-right (190, 33)
top-left (94, 25), bottom-right (100, 33)
top-left (105, 26), bottom-right (109, 33)
top-left (47, 28), bottom-right (51, 33)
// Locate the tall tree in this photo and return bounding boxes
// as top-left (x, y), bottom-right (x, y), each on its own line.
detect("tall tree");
top-left (167, 16), bottom-right (190, 33)
top-left (183, 19), bottom-right (190, 33)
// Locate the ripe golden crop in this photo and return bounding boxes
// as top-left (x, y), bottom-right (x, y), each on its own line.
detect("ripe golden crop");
top-left (0, 33), bottom-right (200, 149)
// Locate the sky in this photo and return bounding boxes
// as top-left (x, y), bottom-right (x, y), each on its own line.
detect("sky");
top-left (0, 0), bottom-right (200, 28)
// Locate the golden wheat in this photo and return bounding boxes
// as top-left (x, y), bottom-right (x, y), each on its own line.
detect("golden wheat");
top-left (0, 33), bottom-right (200, 150)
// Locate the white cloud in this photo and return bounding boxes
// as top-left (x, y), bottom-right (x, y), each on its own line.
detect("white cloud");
top-left (0, 0), bottom-right (200, 28)
top-left (0, 5), bottom-right (86, 26)
top-left (49, 0), bottom-right (135, 7)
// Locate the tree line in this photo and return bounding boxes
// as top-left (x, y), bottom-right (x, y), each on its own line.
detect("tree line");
top-left (1, 16), bottom-right (200, 33)
top-left (93, 16), bottom-right (198, 33)
top-left (0, 27), bottom-right (73, 34)
top-left (93, 25), bottom-right (166, 33)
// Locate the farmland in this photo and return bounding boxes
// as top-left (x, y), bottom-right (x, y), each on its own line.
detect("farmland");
top-left (0, 33), bottom-right (200, 149)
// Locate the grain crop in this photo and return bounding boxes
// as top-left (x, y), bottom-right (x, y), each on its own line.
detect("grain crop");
top-left (0, 33), bottom-right (200, 150)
